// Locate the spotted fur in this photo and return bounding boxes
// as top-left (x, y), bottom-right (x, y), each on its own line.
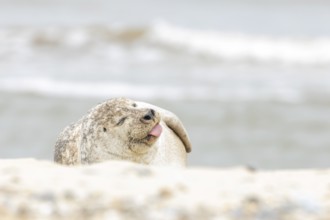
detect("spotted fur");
top-left (54, 98), bottom-right (191, 166)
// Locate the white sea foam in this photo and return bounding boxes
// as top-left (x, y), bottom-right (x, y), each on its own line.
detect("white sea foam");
top-left (0, 77), bottom-right (305, 102)
top-left (1, 23), bottom-right (330, 65)
top-left (147, 22), bottom-right (330, 65)
top-left (0, 77), bottom-right (185, 100)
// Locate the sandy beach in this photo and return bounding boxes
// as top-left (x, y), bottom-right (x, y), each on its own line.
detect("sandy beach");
top-left (1, 159), bottom-right (330, 220)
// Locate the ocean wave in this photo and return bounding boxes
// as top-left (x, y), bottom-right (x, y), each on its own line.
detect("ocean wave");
top-left (0, 77), bottom-right (304, 102)
top-left (1, 23), bottom-right (330, 66)
top-left (148, 22), bottom-right (330, 65)
top-left (0, 77), bottom-right (198, 100)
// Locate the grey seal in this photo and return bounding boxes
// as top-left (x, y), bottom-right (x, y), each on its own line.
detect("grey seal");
top-left (54, 98), bottom-right (191, 167)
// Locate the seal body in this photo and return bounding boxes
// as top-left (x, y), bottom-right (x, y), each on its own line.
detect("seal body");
top-left (54, 98), bottom-right (191, 167)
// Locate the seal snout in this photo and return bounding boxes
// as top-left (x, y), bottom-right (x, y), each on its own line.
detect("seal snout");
top-left (140, 109), bottom-right (156, 124)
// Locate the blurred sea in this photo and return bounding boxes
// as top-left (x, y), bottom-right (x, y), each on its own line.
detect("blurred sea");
top-left (1, 0), bottom-right (330, 169)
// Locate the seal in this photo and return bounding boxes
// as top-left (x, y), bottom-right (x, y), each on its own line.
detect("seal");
top-left (54, 98), bottom-right (192, 167)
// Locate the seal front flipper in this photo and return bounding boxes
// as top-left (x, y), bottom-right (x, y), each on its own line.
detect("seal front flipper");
top-left (161, 111), bottom-right (192, 153)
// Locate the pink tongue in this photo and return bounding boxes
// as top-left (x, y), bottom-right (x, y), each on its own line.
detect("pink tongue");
top-left (149, 124), bottom-right (162, 137)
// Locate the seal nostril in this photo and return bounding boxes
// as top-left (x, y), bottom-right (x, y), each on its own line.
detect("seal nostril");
top-left (143, 115), bottom-right (152, 120)
top-left (143, 109), bottom-right (155, 121)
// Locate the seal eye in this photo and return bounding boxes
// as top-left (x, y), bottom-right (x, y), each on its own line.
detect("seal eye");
top-left (132, 103), bottom-right (137, 107)
top-left (103, 127), bottom-right (107, 132)
top-left (116, 117), bottom-right (127, 126)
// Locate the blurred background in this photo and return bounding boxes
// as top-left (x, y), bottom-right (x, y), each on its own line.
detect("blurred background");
top-left (1, 0), bottom-right (330, 169)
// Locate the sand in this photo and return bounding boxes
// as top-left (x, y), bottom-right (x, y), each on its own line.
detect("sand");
top-left (0, 159), bottom-right (330, 220)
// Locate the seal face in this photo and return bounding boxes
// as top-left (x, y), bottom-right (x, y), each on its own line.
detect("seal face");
top-left (54, 97), bottom-right (191, 166)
